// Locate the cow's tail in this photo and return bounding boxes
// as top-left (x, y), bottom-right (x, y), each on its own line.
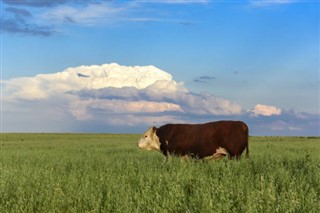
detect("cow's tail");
top-left (244, 123), bottom-right (249, 159)
top-left (245, 143), bottom-right (249, 159)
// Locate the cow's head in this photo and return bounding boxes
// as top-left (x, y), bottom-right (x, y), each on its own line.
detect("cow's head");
top-left (137, 126), bottom-right (160, 151)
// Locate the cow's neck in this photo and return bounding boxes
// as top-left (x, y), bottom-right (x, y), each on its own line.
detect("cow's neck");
top-left (150, 132), bottom-right (161, 152)
top-left (155, 132), bottom-right (168, 156)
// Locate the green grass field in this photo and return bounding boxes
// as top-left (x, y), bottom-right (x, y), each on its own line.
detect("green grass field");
top-left (1, 134), bottom-right (319, 212)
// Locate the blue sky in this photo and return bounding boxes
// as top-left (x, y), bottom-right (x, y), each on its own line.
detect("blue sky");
top-left (1, 0), bottom-right (319, 135)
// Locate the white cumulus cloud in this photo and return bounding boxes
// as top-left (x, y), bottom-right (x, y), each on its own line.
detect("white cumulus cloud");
top-left (2, 63), bottom-right (243, 131)
top-left (3, 63), bottom-right (174, 101)
top-left (251, 104), bottom-right (282, 116)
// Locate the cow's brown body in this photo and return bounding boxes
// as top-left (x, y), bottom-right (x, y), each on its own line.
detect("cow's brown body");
top-left (156, 121), bottom-right (249, 159)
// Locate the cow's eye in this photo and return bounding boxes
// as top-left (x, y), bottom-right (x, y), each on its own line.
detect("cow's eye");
top-left (144, 135), bottom-right (147, 138)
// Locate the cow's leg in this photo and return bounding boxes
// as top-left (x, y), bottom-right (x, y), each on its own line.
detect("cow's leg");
top-left (204, 153), bottom-right (225, 161)
top-left (204, 147), bottom-right (228, 161)
top-left (164, 153), bottom-right (173, 164)
top-left (180, 155), bottom-right (190, 162)
top-left (164, 154), bottom-right (189, 163)
top-left (236, 155), bottom-right (241, 160)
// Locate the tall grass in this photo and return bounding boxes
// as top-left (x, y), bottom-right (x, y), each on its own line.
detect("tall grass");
top-left (1, 134), bottom-right (319, 212)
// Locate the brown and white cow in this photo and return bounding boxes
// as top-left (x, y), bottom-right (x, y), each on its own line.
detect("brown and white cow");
top-left (137, 121), bottom-right (249, 160)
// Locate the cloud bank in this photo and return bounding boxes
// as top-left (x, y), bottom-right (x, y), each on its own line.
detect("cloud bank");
top-left (2, 63), bottom-right (318, 135)
top-left (2, 63), bottom-right (242, 130)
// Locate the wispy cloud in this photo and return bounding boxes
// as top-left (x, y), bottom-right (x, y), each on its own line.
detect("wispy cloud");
top-left (1, 0), bottom-right (298, 37)
top-left (194, 76), bottom-right (215, 83)
top-left (1, 0), bottom-right (203, 36)
top-left (2, 0), bottom-right (68, 7)
top-left (249, 0), bottom-right (296, 7)
top-left (0, 1), bottom-right (135, 36)
top-left (1, 5), bottom-right (55, 36)
top-left (5, 7), bottom-right (31, 17)
top-left (41, 3), bottom-right (130, 26)
top-left (162, 0), bottom-right (209, 4)
top-left (1, 19), bottom-right (55, 36)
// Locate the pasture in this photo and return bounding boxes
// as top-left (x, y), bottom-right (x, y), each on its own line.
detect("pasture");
top-left (1, 134), bottom-right (319, 212)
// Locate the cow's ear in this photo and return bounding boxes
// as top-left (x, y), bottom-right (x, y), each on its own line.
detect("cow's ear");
top-left (151, 126), bottom-right (157, 132)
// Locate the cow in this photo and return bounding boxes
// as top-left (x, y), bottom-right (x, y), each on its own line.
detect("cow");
top-left (137, 121), bottom-right (249, 160)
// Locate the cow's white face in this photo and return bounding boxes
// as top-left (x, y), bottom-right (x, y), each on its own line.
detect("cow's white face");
top-left (137, 127), bottom-right (160, 151)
